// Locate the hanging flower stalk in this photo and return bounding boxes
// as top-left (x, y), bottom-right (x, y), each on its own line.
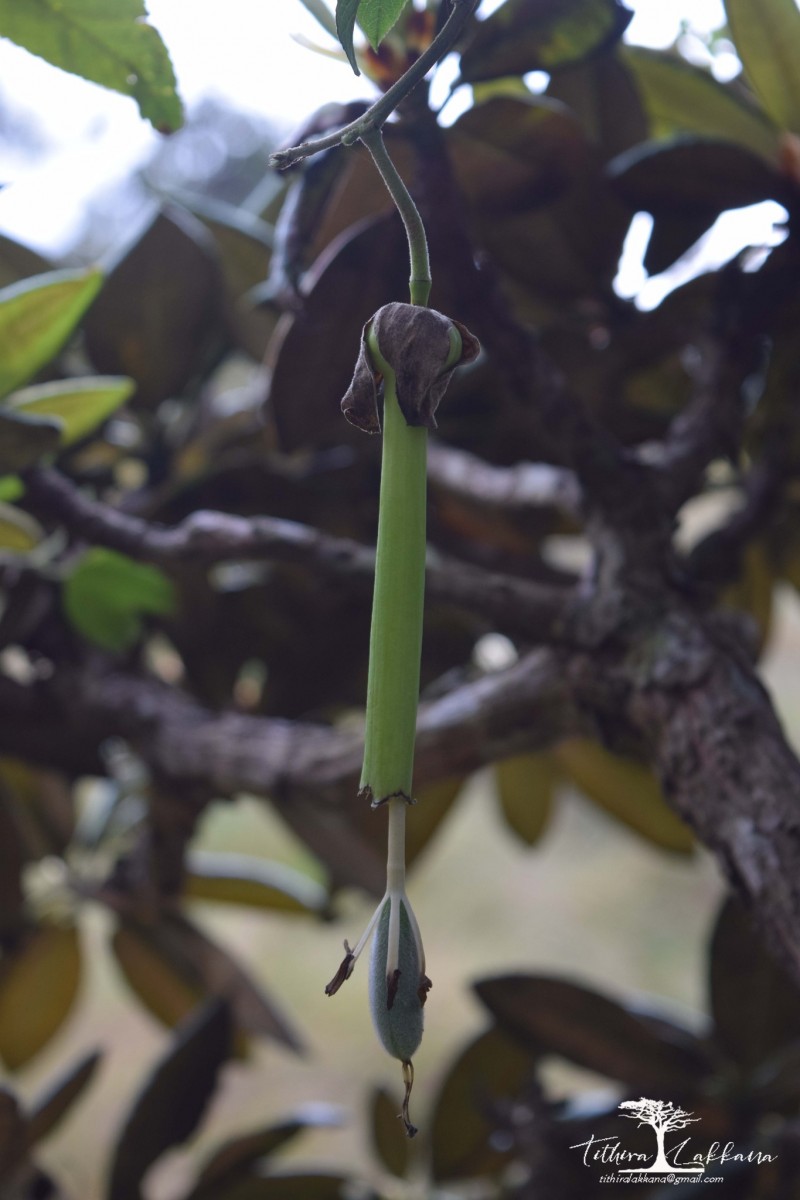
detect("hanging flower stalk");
top-left (324, 125), bottom-right (478, 1136)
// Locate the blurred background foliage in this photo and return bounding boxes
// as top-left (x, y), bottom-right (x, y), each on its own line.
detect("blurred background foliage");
top-left (2, 0), bottom-right (800, 1196)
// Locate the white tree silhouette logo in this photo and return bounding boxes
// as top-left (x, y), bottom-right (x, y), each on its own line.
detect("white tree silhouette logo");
top-left (618, 1099), bottom-right (704, 1174)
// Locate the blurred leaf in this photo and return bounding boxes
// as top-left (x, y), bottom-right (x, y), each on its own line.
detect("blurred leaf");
top-left (622, 46), bottom-right (781, 163)
top-left (719, 541), bottom-right (774, 654)
top-left (191, 1107), bottom-right (343, 1197)
top-left (192, 1176), bottom-right (367, 1200)
top-left (336, 0), bottom-right (361, 72)
top-left (494, 752), bottom-right (556, 846)
top-left (112, 924), bottom-right (203, 1031)
top-left (26, 1049), bottom-right (102, 1145)
top-left (370, 1087), bottom-right (410, 1179)
top-left (475, 975), bottom-right (710, 1090)
top-left (547, 51), bottom-right (648, 160)
top-left (62, 548), bottom-right (176, 652)
top-left (298, 0), bottom-right (338, 39)
top-left (710, 895), bottom-right (800, 1072)
top-left (0, 234), bottom-right (49, 291)
top-left (406, 776), bottom-right (464, 865)
top-left (608, 137), bottom-right (787, 219)
top-left (7, 376), bottom-right (134, 447)
top-left (0, 502), bottom-right (43, 552)
top-left (430, 1027), bottom-right (537, 1182)
top-left (448, 96), bottom-right (588, 214)
top-left (84, 208), bottom-right (225, 408)
top-left (725, 0), bottom-right (800, 132)
top-left (0, 0), bottom-right (183, 131)
top-left (0, 477), bottom-right (23, 502)
top-left (184, 851), bottom-right (329, 916)
top-left (643, 212), bottom-right (713, 275)
top-left (358, 0), bottom-right (408, 48)
top-left (267, 213), bottom-right (408, 451)
top-left (108, 999), bottom-right (232, 1200)
top-left (0, 1088), bottom-right (26, 1181)
top-left (0, 410), bottom-right (61, 473)
top-left (0, 925), bottom-right (81, 1070)
top-left (459, 0), bottom-right (632, 83)
top-left (552, 737), bottom-right (694, 853)
top-left (0, 267), bottom-right (103, 399)
top-left (113, 914), bottom-right (303, 1052)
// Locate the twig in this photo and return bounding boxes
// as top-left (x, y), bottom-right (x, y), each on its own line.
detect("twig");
top-left (270, 0), bottom-right (478, 170)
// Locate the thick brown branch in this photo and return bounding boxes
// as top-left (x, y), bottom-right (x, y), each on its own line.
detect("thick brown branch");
top-left (22, 466), bottom-right (572, 644)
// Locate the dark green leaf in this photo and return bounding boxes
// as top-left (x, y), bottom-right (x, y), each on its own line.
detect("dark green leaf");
top-left (0, 0), bottom-right (183, 132)
top-left (710, 895), bottom-right (800, 1072)
top-left (0, 925), bottom-right (81, 1070)
top-left (459, 0), bottom-right (633, 83)
top-left (358, 0), bottom-right (408, 49)
top-left (108, 999), bottom-right (232, 1200)
top-left (83, 208), bottom-right (225, 408)
top-left (6, 376), bottom-right (134, 446)
top-left (0, 410), bottom-right (61, 473)
top-left (336, 0), bottom-right (361, 73)
top-left (0, 267), bottom-right (103, 399)
top-left (370, 1087), bottom-right (410, 1179)
top-left (725, 0), bottom-right (800, 132)
top-left (475, 975), bottom-right (711, 1090)
top-left (26, 1050), bottom-right (102, 1145)
top-left (191, 1108), bottom-right (343, 1198)
top-left (62, 548), bottom-right (175, 652)
top-left (608, 137), bottom-right (788, 219)
top-left (430, 1027), bottom-right (537, 1182)
top-left (184, 851), bottom-right (329, 916)
top-left (622, 46), bottom-right (781, 162)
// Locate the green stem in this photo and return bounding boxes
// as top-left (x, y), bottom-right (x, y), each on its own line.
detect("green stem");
top-left (360, 127), bottom-right (430, 306)
top-left (360, 334), bottom-right (428, 804)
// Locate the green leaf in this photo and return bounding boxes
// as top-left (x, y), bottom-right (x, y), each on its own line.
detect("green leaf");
top-left (108, 1000), bottom-right (232, 1200)
top-left (0, 502), bottom-right (43, 552)
top-left (725, 0), bottom-right (800, 132)
top-left (494, 752), bottom-right (556, 845)
top-left (184, 851), bottom-right (329, 916)
top-left (459, 0), bottom-right (633, 84)
top-left (6, 376), bottom-right (134, 447)
top-left (0, 0), bottom-right (183, 132)
top-left (0, 410), bottom-right (61, 473)
top-left (0, 267), bottom-right (103, 399)
top-left (62, 548), bottom-right (175, 652)
top-left (335, 0), bottom-right (361, 73)
top-left (430, 1027), bottom-right (537, 1182)
top-left (622, 46), bottom-right (782, 163)
top-left (474, 975), bottom-right (711, 1091)
top-left (0, 477), bottom-right (24, 502)
top-left (0, 925), bottom-right (81, 1070)
top-left (357, 0), bottom-right (408, 49)
top-left (190, 1108), bottom-right (343, 1198)
top-left (26, 1049), bottom-right (102, 1145)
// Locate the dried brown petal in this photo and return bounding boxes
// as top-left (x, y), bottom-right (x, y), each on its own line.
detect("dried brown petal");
top-left (340, 303), bottom-right (479, 433)
top-left (325, 941), bottom-right (356, 995)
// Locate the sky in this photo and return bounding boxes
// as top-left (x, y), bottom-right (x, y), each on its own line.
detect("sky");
top-left (0, 0), bottom-right (786, 304)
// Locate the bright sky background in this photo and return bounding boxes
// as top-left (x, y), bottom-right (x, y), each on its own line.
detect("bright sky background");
top-left (0, 0), bottom-right (787, 305)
